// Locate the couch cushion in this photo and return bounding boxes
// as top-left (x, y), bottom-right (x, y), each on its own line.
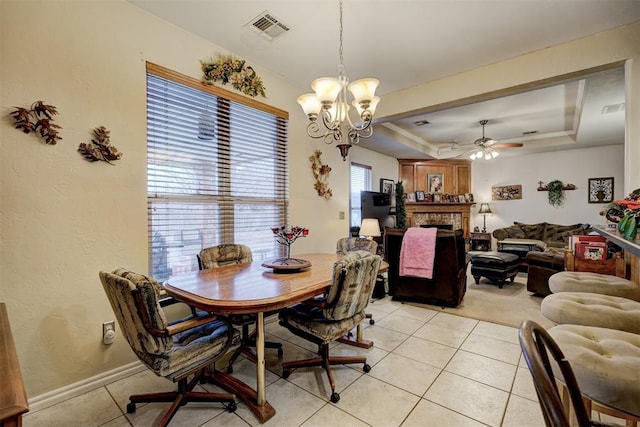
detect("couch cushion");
top-left (543, 223), bottom-right (584, 244)
top-left (514, 222), bottom-right (546, 240)
top-left (492, 224), bottom-right (525, 241)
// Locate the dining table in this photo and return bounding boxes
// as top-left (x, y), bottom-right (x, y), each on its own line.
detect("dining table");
top-left (163, 252), bottom-right (387, 423)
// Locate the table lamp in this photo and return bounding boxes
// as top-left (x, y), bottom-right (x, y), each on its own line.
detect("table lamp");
top-left (360, 218), bottom-right (381, 239)
top-left (478, 203), bottom-right (492, 233)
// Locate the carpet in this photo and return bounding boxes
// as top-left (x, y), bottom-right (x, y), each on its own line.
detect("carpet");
top-left (405, 272), bottom-right (555, 329)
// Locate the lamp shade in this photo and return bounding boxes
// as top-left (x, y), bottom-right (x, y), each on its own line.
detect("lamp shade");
top-left (347, 78), bottom-right (380, 103)
top-left (478, 203), bottom-right (492, 214)
top-left (311, 77), bottom-right (343, 104)
top-left (297, 93), bottom-right (322, 116)
top-left (359, 218), bottom-right (381, 238)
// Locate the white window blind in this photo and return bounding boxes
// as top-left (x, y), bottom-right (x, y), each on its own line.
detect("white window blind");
top-left (147, 63), bottom-right (288, 281)
top-left (350, 163), bottom-right (372, 228)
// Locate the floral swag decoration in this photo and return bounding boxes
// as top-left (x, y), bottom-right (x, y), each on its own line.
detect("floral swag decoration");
top-left (201, 54), bottom-right (266, 98)
top-left (309, 150), bottom-right (332, 199)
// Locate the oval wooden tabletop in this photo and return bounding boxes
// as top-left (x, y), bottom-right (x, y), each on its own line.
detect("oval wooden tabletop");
top-left (164, 253), bottom-right (387, 314)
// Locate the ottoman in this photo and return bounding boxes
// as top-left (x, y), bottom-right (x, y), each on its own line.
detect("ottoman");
top-left (548, 271), bottom-right (640, 301)
top-left (548, 325), bottom-right (640, 419)
top-left (470, 251), bottom-right (519, 288)
top-left (541, 292), bottom-right (640, 334)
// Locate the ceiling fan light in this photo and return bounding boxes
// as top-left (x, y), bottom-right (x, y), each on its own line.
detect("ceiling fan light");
top-left (484, 152), bottom-right (492, 160)
top-left (491, 150), bottom-right (500, 158)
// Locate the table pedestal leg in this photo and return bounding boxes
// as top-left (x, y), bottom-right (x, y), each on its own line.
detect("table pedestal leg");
top-left (206, 311), bottom-right (275, 423)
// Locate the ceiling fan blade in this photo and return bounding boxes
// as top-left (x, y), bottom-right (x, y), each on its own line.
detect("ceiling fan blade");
top-left (491, 143), bottom-right (524, 148)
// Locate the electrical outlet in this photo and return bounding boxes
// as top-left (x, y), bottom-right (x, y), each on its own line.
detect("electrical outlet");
top-left (339, 211), bottom-right (345, 220)
top-left (103, 321), bottom-right (116, 345)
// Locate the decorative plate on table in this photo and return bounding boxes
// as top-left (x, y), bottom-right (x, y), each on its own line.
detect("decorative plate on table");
top-left (261, 258), bottom-right (312, 273)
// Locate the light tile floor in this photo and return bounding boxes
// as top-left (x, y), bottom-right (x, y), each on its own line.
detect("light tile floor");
top-left (21, 297), bottom-right (618, 427)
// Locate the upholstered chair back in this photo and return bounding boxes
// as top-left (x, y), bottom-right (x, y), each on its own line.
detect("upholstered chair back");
top-left (323, 251), bottom-right (381, 321)
top-left (99, 269), bottom-right (172, 359)
top-left (336, 237), bottom-right (378, 256)
top-left (198, 244), bottom-right (253, 269)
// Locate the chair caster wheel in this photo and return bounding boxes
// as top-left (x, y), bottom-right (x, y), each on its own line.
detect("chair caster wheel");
top-left (227, 401), bottom-right (237, 412)
top-left (126, 402), bottom-right (136, 413)
top-left (363, 363), bottom-right (371, 373)
top-left (369, 318), bottom-right (375, 325)
top-left (282, 369), bottom-right (291, 379)
top-left (226, 365), bottom-right (233, 374)
top-left (277, 347), bottom-right (284, 357)
top-left (330, 392), bottom-right (340, 403)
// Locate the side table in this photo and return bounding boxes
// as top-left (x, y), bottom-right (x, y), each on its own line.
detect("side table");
top-left (469, 232), bottom-right (491, 251)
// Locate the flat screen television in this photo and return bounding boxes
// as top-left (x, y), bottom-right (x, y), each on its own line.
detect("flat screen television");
top-left (360, 191), bottom-right (395, 231)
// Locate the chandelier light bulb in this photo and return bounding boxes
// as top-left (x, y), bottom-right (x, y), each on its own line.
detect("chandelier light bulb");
top-left (348, 78), bottom-right (380, 104)
top-left (311, 77), bottom-right (343, 105)
top-left (297, 93), bottom-right (322, 118)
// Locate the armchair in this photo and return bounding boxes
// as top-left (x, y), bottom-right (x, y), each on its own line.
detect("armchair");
top-left (99, 269), bottom-right (236, 426)
top-left (384, 227), bottom-right (468, 307)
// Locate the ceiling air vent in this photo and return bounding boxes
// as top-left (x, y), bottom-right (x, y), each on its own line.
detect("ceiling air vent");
top-left (601, 103), bottom-right (625, 114)
top-left (522, 130), bottom-right (538, 135)
top-left (413, 120), bottom-right (430, 126)
top-left (245, 11), bottom-right (290, 41)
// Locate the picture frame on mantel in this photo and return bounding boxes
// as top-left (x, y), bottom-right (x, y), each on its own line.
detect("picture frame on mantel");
top-left (588, 177), bottom-right (614, 203)
top-left (427, 173), bottom-right (444, 194)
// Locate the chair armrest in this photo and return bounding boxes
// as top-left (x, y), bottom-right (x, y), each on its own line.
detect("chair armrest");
top-left (166, 313), bottom-right (224, 336)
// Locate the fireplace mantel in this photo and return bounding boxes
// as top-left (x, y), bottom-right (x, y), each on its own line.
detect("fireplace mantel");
top-left (405, 202), bottom-right (475, 237)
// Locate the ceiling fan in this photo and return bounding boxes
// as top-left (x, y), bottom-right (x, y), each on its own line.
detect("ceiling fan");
top-left (457, 119), bottom-right (524, 160)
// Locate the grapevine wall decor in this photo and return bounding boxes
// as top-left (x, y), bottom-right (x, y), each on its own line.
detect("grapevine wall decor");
top-left (201, 54), bottom-right (266, 98)
top-left (309, 150), bottom-right (332, 199)
top-left (78, 126), bottom-right (122, 164)
top-left (9, 101), bottom-right (62, 145)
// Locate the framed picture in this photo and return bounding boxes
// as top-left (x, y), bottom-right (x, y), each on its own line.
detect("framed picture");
top-left (380, 178), bottom-right (394, 194)
top-left (427, 173), bottom-right (444, 193)
top-left (588, 177), bottom-right (614, 203)
top-left (415, 190), bottom-right (425, 201)
top-left (433, 194), bottom-right (442, 203)
top-left (491, 185), bottom-right (522, 200)
top-left (465, 193), bottom-right (474, 202)
top-left (406, 192), bottom-right (416, 202)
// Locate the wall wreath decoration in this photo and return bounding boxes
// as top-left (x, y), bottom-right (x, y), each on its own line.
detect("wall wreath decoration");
top-left (78, 126), bottom-right (122, 164)
top-left (201, 54), bottom-right (266, 98)
top-left (9, 101), bottom-right (62, 145)
top-left (309, 150), bottom-right (332, 199)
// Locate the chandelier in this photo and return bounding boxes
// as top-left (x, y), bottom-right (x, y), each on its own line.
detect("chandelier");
top-left (297, 0), bottom-right (380, 161)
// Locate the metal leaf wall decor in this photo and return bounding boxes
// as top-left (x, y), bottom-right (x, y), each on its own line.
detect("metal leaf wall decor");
top-left (9, 101), bottom-right (62, 145)
top-left (78, 126), bottom-right (122, 164)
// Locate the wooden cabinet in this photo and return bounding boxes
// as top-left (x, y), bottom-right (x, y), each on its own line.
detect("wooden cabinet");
top-left (398, 159), bottom-right (471, 196)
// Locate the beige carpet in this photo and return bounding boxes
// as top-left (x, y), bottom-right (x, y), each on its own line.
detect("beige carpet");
top-left (405, 271), bottom-right (555, 329)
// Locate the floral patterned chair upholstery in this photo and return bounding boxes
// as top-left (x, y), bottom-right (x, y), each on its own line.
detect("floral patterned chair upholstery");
top-left (278, 251), bottom-right (382, 403)
top-left (198, 244), bottom-right (284, 374)
top-left (99, 268), bottom-right (237, 426)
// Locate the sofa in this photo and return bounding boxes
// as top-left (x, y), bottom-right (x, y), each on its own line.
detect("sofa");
top-left (492, 222), bottom-right (591, 249)
top-left (384, 227), bottom-right (468, 307)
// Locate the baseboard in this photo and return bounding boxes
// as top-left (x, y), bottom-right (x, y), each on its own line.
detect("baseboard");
top-left (28, 361), bottom-right (145, 413)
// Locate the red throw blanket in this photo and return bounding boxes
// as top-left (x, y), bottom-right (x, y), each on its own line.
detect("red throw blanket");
top-left (399, 227), bottom-right (437, 279)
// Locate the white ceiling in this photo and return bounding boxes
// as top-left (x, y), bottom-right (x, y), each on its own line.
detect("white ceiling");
top-left (129, 0), bottom-right (639, 159)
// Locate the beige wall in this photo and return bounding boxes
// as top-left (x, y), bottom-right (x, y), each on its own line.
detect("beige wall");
top-left (0, 0), bottom-right (637, 402)
top-left (378, 22), bottom-right (640, 192)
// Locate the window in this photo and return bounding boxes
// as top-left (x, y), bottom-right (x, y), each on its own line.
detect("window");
top-left (350, 162), bottom-right (372, 228)
top-left (146, 63), bottom-right (288, 281)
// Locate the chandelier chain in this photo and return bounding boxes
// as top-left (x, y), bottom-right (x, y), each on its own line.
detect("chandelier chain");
top-left (339, 0), bottom-right (344, 73)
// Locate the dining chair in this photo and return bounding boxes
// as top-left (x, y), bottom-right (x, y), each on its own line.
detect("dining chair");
top-left (336, 236), bottom-right (379, 325)
top-left (198, 244), bottom-right (284, 374)
top-left (99, 268), bottom-right (237, 426)
top-left (518, 320), bottom-right (613, 427)
top-left (279, 250), bottom-right (382, 403)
